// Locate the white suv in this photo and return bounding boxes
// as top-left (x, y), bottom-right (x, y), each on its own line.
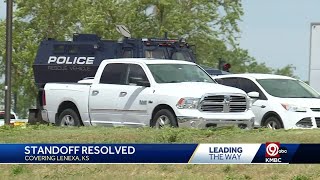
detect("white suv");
top-left (212, 74), bottom-right (320, 129)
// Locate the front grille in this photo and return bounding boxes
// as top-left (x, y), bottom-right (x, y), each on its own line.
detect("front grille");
top-left (296, 117), bottom-right (313, 127)
top-left (311, 108), bottom-right (320, 112)
top-left (315, 117), bottom-right (320, 128)
top-left (199, 94), bottom-right (247, 113)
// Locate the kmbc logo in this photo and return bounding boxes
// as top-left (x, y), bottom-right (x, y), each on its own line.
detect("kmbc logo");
top-left (265, 142), bottom-right (287, 163)
top-left (266, 142), bottom-right (280, 157)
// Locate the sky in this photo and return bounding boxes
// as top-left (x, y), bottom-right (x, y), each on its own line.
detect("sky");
top-left (239, 0), bottom-right (320, 80)
top-left (1, 1), bottom-right (320, 80)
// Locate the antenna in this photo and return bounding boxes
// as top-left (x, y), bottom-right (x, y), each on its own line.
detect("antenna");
top-left (116, 25), bottom-right (131, 38)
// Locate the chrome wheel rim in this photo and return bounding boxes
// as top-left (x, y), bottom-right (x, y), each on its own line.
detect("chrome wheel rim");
top-left (156, 115), bottom-right (171, 128)
top-left (266, 121), bottom-right (279, 130)
top-left (61, 115), bottom-right (75, 126)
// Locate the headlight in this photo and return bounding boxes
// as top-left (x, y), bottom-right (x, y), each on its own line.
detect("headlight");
top-left (248, 99), bottom-right (253, 109)
top-left (176, 98), bottom-right (200, 109)
top-left (281, 103), bottom-right (307, 112)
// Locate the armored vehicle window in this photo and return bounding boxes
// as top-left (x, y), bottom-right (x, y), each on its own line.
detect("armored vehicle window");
top-left (78, 44), bottom-right (95, 55)
top-left (100, 63), bottom-right (128, 85)
top-left (68, 45), bottom-right (79, 55)
top-left (123, 50), bottom-right (133, 58)
top-left (172, 51), bottom-right (192, 62)
top-left (66, 45), bottom-right (95, 55)
top-left (145, 50), bottom-right (166, 59)
top-left (128, 64), bottom-right (149, 85)
top-left (53, 45), bottom-right (65, 54)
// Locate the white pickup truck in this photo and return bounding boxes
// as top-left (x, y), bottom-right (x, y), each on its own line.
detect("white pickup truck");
top-left (41, 58), bottom-right (256, 128)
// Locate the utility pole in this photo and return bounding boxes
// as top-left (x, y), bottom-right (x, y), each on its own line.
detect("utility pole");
top-left (5, 0), bottom-right (13, 125)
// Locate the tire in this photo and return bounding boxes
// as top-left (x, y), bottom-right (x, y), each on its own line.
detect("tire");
top-left (151, 109), bottom-right (178, 128)
top-left (56, 108), bottom-right (81, 127)
top-left (263, 116), bottom-right (283, 130)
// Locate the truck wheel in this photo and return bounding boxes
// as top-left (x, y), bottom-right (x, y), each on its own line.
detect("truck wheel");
top-left (263, 116), bottom-right (283, 130)
top-left (57, 108), bottom-right (81, 127)
top-left (152, 109), bottom-right (178, 128)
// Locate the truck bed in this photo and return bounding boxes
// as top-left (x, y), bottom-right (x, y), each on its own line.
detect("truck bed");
top-left (44, 83), bottom-right (91, 124)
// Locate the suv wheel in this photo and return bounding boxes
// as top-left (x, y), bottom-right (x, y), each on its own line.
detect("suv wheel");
top-left (264, 116), bottom-right (282, 130)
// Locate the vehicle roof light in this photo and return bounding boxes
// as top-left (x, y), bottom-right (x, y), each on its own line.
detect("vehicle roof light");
top-left (149, 38), bottom-right (178, 42)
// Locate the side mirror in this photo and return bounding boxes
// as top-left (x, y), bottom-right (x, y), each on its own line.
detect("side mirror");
top-left (248, 91), bottom-right (259, 99)
top-left (136, 81), bottom-right (150, 87)
top-left (129, 77), bottom-right (150, 87)
top-left (129, 77), bottom-right (143, 83)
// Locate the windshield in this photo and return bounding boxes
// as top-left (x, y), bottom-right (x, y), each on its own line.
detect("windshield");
top-left (147, 64), bottom-right (215, 83)
top-left (257, 79), bottom-right (320, 98)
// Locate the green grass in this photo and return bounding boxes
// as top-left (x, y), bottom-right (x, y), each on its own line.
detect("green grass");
top-left (0, 125), bottom-right (320, 179)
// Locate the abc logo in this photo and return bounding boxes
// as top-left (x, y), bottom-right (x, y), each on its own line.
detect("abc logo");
top-left (278, 148), bottom-right (287, 154)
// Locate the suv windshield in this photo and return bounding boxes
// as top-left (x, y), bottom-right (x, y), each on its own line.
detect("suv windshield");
top-left (257, 79), bottom-right (320, 98)
top-left (147, 64), bottom-right (214, 83)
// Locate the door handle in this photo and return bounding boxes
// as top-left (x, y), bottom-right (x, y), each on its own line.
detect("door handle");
top-left (252, 105), bottom-right (266, 108)
top-left (92, 90), bottom-right (99, 96)
top-left (119, 92), bottom-right (127, 97)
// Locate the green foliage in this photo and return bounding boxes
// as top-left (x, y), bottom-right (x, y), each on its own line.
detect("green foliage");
top-left (274, 64), bottom-right (297, 78)
top-left (223, 165), bottom-right (232, 173)
top-left (292, 175), bottom-right (311, 180)
top-left (11, 165), bottom-right (26, 175)
top-left (0, 0), bottom-right (298, 116)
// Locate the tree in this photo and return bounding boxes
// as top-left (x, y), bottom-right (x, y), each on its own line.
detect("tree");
top-left (0, 0), bottom-right (84, 117)
top-left (274, 64), bottom-right (297, 78)
top-left (0, 0), bottom-right (298, 117)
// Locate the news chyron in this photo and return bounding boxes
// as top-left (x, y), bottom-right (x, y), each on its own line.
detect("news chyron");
top-left (3, 143), bottom-right (320, 164)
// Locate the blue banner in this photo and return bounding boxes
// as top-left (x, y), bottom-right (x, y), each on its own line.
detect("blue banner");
top-left (0, 144), bottom-right (197, 163)
top-left (0, 143), bottom-right (319, 164)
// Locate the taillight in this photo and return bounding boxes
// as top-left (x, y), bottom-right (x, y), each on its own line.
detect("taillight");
top-left (42, 90), bottom-right (46, 106)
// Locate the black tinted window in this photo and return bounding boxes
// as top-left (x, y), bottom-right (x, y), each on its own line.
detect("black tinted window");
top-left (238, 78), bottom-right (260, 93)
top-left (100, 63), bottom-right (128, 84)
top-left (218, 78), bottom-right (239, 88)
top-left (238, 78), bottom-right (267, 100)
top-left (128, 64), bottom-right (148, 84)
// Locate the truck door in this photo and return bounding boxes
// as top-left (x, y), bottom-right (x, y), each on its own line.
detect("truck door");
top-left (89, 63), bottom-right (129, 126)
top-left (117, 64), bottom-right (153, 126)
